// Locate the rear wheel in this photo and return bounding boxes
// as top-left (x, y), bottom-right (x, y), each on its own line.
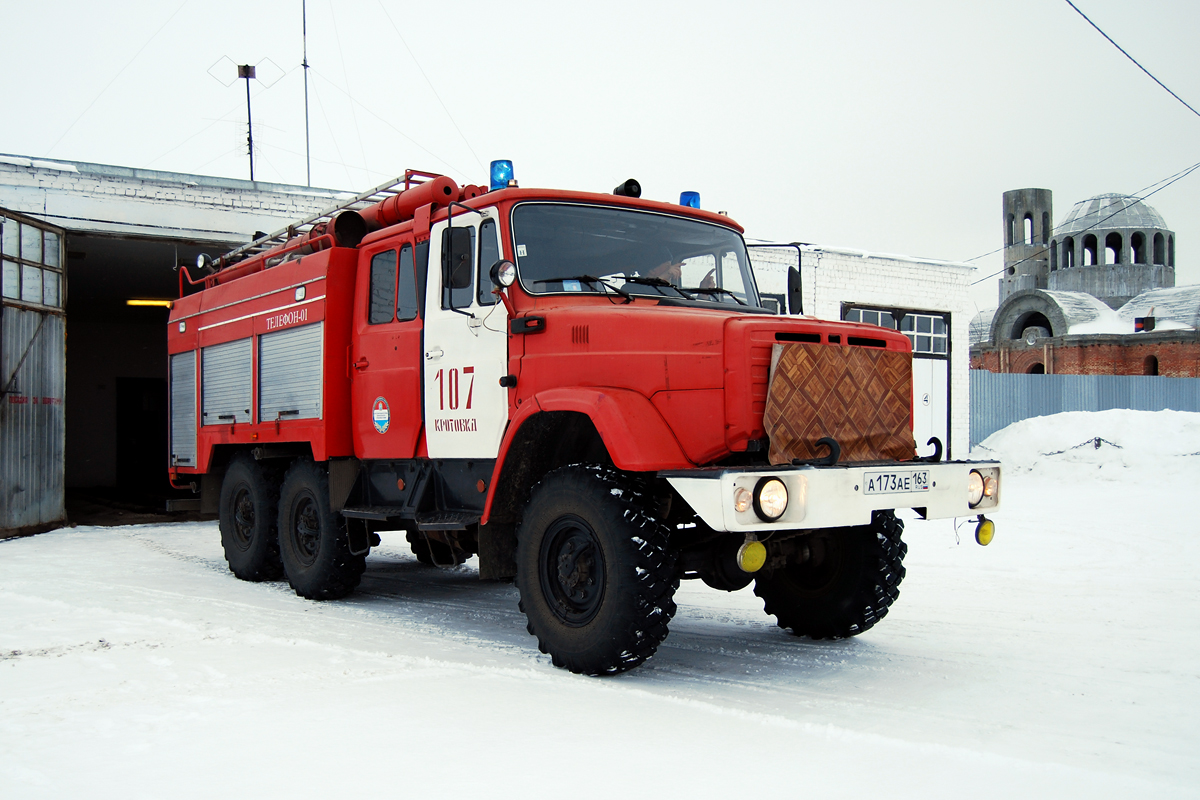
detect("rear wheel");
top-left (515, 466), bottom-right (678, 675)
top-left (754, 510), bottom-right (906, 639)
top-left (278, 458), bottom-right (365, 600)
top-left (218, 454), bottom-right (283, 581)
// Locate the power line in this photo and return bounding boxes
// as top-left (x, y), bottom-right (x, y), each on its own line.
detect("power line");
top-left (46, 0), bottom-right (191, 156)
top-left (1063, 0), bottom-right (1200, 120)
top-left (376, 1), bottom-right (487, 174)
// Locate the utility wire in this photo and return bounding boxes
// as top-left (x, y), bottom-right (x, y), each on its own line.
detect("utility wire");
top-left (309, 68), bottom-right (471, 180)
top-left (969, 160), bottom-right (1200, 285)
top-left (327, 0), bottom-right (371, 185)
top-left (376, 1), bottom-right (487, 174)
top-left (1063, 0), bottom-right (1200, 120)
top-left (46, 0), bottom-right (191, 156)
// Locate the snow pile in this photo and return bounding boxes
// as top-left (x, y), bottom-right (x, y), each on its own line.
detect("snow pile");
top-left (972, 408), bottom-right (1200, 471)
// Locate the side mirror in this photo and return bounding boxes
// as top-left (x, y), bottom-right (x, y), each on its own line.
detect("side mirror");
top-left (490, 259), bottom-right (516, 288)
top-left (787, 266), bottom-right (803, 315)
top-left (441, 227), bottom-right (473, 290)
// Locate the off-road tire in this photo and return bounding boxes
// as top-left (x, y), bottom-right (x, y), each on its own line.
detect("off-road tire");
top-left (515, 465), bottom-right (678, 675)
top-left (218, 454), bottom-right (283, 581)
top-left (754, 510), bottom-right (906, 639)
top-left (277, 458), bottom-right (366, 600)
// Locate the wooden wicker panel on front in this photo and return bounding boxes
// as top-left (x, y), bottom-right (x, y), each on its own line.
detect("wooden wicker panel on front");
top-left (763, 343), bottom-right (916, 465)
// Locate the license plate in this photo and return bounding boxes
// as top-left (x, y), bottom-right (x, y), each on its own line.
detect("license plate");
top-left (863, 470), bottom-right (930, 494)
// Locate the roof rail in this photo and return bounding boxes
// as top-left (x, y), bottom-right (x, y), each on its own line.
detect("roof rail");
top-left (219, 169), bottom-right (443, 266)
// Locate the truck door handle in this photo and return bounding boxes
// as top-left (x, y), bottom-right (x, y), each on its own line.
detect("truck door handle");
top-left (425, 348), bottom-right (444, 361)
top-left (353, 357), bottom-right (370, 370)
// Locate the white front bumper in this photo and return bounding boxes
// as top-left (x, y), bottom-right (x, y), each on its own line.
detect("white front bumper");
top-left (662, 461), bottom-right (1001, 533)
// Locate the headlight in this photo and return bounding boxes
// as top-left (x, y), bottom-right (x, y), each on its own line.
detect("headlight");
top-left (490, 259), bottom-right (516, 287)
top-left (983, 475), bottom-right (997, 499)
top-left (968, 470), bottom-right (984, 507)
top-left (753, 477), bottom-right (788, 522)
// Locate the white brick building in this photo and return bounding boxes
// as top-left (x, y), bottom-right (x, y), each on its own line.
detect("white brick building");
top-left (749, 244), bottom-right (976, 460)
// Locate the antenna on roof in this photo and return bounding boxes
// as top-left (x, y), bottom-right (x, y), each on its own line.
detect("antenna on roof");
top-left (302, 0), bottom-right (312, 186)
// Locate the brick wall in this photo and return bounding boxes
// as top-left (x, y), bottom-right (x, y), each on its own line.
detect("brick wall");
top-left (971, 333), bottom-right (1200, 376)
top-left (0, 156), bottom-right (347, 243)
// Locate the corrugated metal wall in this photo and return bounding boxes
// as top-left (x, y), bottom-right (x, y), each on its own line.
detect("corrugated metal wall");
top-left (1, 307), bottom-right (66, 533)
top-left (259, 323), bottom-right (323, 421)
top-left (201, 338), bottom-right (252, 425)
top-left (169, 351), bottom-right (196, 468)
top-left (970, 370), bottom-right (1200, 446)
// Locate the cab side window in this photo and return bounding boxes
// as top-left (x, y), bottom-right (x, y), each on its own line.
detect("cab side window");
top-left (478, 219), bottom-right (500, 306)
top-left (369, 249), bottom-right (397, 324)
top-left (397, 244), bottom-right (419, 321)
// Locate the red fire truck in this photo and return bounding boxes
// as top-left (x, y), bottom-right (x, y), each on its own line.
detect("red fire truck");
top-left (167, 165), bottom-right (1000, 675)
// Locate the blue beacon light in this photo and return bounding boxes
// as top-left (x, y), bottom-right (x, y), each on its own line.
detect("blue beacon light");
top-left (490, 160), bottom-right (514, 191)
top-left (680, 191), bottom-right (701, 209)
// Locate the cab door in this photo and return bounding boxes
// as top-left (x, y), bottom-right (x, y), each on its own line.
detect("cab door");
top-left (351, 239), bottom-right (424, 458)
top-left (422, 213), bottom-right (509, 458)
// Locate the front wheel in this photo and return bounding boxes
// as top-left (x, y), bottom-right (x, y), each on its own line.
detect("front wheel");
top-left (277, 458), bottom-right (365, 600)
top-left (754, 510), bottom-right (907, 639)
top-left (515, 466), bottom-right (678, 675)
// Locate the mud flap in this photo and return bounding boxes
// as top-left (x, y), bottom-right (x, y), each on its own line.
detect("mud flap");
top-left (477, 521), bottom-right (517, 580)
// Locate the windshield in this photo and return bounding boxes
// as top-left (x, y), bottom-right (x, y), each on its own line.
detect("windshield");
top-left (510, 203), bottom-right (761, 308)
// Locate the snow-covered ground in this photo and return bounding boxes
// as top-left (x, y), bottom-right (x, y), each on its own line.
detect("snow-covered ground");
top-left (3, 410), bottom-right (1198, 798)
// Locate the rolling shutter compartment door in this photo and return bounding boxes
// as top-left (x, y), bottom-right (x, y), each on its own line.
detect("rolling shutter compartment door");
top-left (169, 350), bottom-right (196, 467)
top-left (259, 322), bottom-right (323, 421)
top-left (201, 338), bottom-right (252, 425)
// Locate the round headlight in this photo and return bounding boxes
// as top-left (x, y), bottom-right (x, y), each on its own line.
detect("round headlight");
top-left (733, 487), bottom-right (752, 514)
top-left (490, 259), bottom-right (517, 288)
top-left (968, 470), bottom-right (984, 507)
top-left (753, 477), bottom-right (788, 522)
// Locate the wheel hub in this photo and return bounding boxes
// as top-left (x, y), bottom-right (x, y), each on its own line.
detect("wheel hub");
top-left (231, 486), bottom-right (254, 550)
top-left (292, 495), bottom-right (321, 566)
top-left (540, 516), bottom-right (606, 626)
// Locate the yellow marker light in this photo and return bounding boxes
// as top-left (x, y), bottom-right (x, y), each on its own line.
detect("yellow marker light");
top-left (975, 516), bottom-right (995, 546)
top-left (737, 540), bottom-right (767, 572)
top-left (733, 487), bottom-right (752, 514)
top-left (127, 299), bottom-right (174, 308)
top-left (967, 470), bottom-right (984, 507)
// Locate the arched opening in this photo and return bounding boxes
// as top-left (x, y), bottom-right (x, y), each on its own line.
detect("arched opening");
top-left (1154, 233), bottom-right (1165, 264)
top-left (1042, 211), bottom-right (1050, 244)
top-left (1169, 235), bottom-right (1175, 267)
top-left (1064, 237), bottom-right (1075, 268)
top-left (1144, 355), bottom-right (1159, 376)
top-left (1104, 231), bottom-right (1122, 265)
top-left (1024, 214), bottom-right (1034, 245)
top-left (1131, 232), bottom-right (1145, 264)
top-left (1083, 234), bottom-right (1098, 266)
top-left (1028, 363), bottom-right (1045, 374)
top-left (1007, 214), bottom-right (1015, 246)
top-left (1010, 311), bottom-right (1053, 341)
top-left (1050, 240), bottom-right (1058, 271)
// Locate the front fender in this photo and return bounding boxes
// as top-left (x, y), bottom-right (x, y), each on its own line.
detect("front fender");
top-left (481, 387), bottom-right (691, 524)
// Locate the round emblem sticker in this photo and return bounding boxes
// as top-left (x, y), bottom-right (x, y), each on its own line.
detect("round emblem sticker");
top-left (372, 397), bottom-right (390, 434)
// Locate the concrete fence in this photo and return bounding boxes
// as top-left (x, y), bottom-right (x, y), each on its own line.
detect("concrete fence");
top-left (969, 370), bottom-right (1200, 447)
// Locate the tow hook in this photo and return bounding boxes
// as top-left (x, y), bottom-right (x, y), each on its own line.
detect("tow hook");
top-left (975, 515), bottom-right (995, 546)
top-left (737, 534), bottom-right (767, 573)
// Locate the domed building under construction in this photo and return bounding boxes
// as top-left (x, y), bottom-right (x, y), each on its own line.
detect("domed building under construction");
top-left (971, 188), bottom-right (1200, 376)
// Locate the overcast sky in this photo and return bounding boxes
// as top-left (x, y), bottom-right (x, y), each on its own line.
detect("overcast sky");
top-left (4, 0), bottom-right (1197, 313)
